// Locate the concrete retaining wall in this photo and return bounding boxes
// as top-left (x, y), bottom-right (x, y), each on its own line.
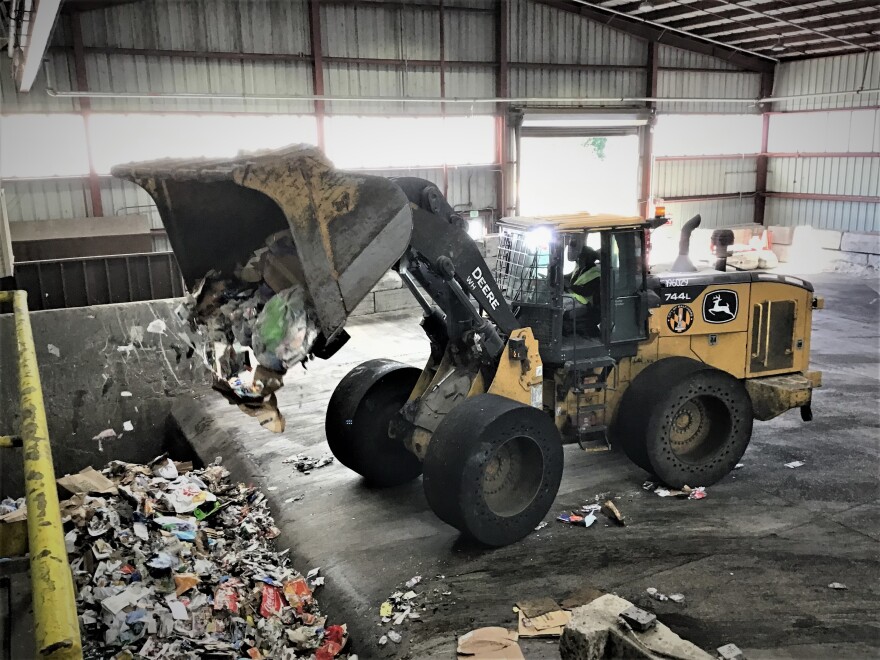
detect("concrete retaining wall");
top-left (0, 300), bottom-right (209, 497)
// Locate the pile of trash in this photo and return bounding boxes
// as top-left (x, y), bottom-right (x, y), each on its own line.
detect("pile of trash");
top-left (59, 456), bottom-right (349, 659)
top-left (556, 498), bottom-right (626, 528)
top-left (183, 229), bottom-right (321, 433)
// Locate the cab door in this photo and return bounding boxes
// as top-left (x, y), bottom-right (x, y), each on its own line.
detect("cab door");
top-left (602, 229), bottom-right (648, 347)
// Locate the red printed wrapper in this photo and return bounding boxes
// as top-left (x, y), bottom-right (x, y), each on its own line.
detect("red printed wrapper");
top-left (283, 577), bottom-right (313, 609)
top-left (260, 584), bottom-right (284, 618)
top-left (214, 584), bottom-right (239, 613)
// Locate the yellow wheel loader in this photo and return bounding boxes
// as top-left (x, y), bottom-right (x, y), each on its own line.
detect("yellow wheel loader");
top-left (115, 146), bottom-right (821, 547)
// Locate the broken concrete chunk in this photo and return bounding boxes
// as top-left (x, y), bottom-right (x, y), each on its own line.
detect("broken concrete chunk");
top-left (717, 642), bottom-right (744, 660)
top-left (619, 605), bottom-right (657, 632)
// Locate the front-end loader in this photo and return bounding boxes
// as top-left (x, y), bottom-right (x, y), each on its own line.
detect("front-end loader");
top-left (115, 145), bottom-right (822, 547)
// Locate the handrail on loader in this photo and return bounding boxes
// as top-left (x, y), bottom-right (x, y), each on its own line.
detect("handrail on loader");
top-left (0, 290), bottom-right (82, 659)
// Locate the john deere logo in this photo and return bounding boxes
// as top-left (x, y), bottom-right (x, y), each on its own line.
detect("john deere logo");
top-left (666, 304), bottom-right (694, 334)
top-left (703, 289), bottom-right (738, 324)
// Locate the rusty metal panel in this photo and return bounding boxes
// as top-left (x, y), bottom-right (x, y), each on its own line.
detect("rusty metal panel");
top-left (655, 158), bottom-right (758, 198)
top-left (772, 52), bottom-right (880, 112)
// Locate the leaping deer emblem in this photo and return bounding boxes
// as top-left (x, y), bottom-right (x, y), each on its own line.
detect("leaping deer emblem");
top-left (708, 294), bottom-right (733, 319)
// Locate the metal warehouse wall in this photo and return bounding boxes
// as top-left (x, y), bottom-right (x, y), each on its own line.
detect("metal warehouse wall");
top-left (2, 0), bottom-right (764, 238)
top-left (765, 52), bottom-right (880, 233)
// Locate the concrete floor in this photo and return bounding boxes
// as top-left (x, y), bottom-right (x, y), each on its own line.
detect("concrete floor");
top-left (172, 273), bottom-right (880, 659)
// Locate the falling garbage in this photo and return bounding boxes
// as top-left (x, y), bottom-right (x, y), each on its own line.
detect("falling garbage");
top-left (784, 461), bottom-right (805, 468)
top-left (92, 428), bottom-right (117, 452)
top-left (63, 456), bottom-right (349, 659)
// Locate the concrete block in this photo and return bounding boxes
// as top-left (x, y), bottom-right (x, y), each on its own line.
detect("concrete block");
top-left (374, 287), bottom-right (420, 312)
top-left (869, 254), bottom-right (880, 270)
top-left (717, 643), bottom-right (744, 660)
top-left (559, 594), bottom-right (713, 660)
top-left (771, 244), bottom-right (791, 263)
top-left (769, 225), bottom-right (795, 245)
top-left (349, 294), bottom-right (375, 316)
top-left (840, 231), bottom-right (880, 255)
top-left (825, 249), bottom-right (868, 267)
top-left (793, 225), bottom-right (842, 251)
top-left (371, 270), bottom-right (403, 292)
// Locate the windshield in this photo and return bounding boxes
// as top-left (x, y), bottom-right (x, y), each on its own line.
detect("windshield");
top-left (494, 227), bottom-right (553, 305)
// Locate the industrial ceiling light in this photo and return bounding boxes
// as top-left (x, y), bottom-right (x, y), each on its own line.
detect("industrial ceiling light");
top-left (770, 37), bottom-right (785, 52)
top-left (638, 0), bottom-right (655, 10)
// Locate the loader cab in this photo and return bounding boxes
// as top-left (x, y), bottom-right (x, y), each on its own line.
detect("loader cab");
top-left (494, 214), bottom-right (650, 367)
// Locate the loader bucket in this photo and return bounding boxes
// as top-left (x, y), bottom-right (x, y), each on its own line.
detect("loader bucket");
top-left (112, 145), bottom-right (412, 337)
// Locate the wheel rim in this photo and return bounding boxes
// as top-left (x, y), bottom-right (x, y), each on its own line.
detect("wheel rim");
top-left (481, 435), bottom-right (544, 517)
top-left (669, 395), bottom-right (730, 463)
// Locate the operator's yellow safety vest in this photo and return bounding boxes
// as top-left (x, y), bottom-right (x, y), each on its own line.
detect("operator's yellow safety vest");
top-left (570, 265), bottom-right (600, 305)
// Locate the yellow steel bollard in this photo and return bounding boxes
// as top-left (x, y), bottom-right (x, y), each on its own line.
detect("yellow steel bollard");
top-left (2, 290), bottom-right (82, 659)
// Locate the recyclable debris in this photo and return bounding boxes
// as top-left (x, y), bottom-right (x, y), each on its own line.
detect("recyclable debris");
top-left (457, 627), bottom-right (523, 659)
top-left (0, 497), bottom-right (26, 523)
top-left (123, 420), bottom-right (135, 432)
top-left (601, 500), bottom-right (626, 526)
top-left (405, 575), bottom-right (422, 589)
top-left (47, 343), bottom-right (61, 357)
top-left (646, 588), bottom-right (685, 603)
top-left (734, 463), bottom-right (744, 469)
top-left (283, 453), bottom-right (335, 473)
top-left (645, 482), bottom-right (707, 500)
top-left (828, 582), bottom-right (848, 590)
top-left (387, 630), bottom-right (402, 644)
top-left (146, 319), bottom-right (167, 335)
top-left (182, 225), bottom-right (324, 433)
top-left (92, 428), bottom-right (117, 452)
top-left (63, 456), bottom-right (349, 659)
top-left (534, 521), bottom-right (548, 531)
top-left (784, 460), bottom-right (805, 468)
top-left (121, 391), bottom-right (133, 397)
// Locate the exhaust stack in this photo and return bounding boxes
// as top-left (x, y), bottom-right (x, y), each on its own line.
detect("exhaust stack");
top-left (671, 214), bottom-right (701, 273)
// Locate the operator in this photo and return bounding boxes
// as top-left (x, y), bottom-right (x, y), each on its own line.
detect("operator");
top-left (563, 245), bottom-right (601, 336)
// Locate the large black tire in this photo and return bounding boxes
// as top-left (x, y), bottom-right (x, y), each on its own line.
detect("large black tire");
top-left (423, 394), bottom-right (563, 547)
top-left (613, 358), bottom-right (753, 488)
top-left (325, 359), bottom-right (422, 487)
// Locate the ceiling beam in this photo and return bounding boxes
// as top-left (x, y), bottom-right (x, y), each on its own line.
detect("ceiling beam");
top-left (749, 34), bottom-right (880, 55)
top-left (537, 0), bottom-right (774, 72)
top-left (728, 19), bottom-right (880, 47)
top-left (680, 0), bottom-right (879, 34)
top-left (15, 0), bottom-right (63, 92)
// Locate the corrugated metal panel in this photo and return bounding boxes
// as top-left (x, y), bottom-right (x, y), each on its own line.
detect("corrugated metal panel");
top-left (82, 53), bottom-right (315, 113)
top-left (654, 158), bottom-right (757, 197)
top-left (351, 165), bottom-right (496, 210)
top-left (664, 198), bottom-right (756, 230)
top-left (444, 67), bottom-right (496, 112)
top-left (76, 0), bottom-right (310, 55)
top-left (509, 0), bottom-right (646, 65)
top-left (3, 179), bottom-right (90, 222)
top-left (657, 45), bottom-right (741, 72)
top-left (0, 52), bottom-right (78, 113)
top-left (446, 8), bottom-right (495, 63)
top-left (100, 178), bottom-right (161, 228)
top-left (766, 198), bottom-right (879, 233)
top-left (768, 157), bottom-right (880, 197)
top-left (772, 52), bottom-right (880, 112)
top-left (767, 109), bottom-right (880, 153)
top-left (321, 4), bottom-right (438, 59)
top-left (323, 63), bottom-right (440, 114)
top-left (509, 68), bottom-right (645, 107)
top-left (657, 70), bottom-right (761, 114)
